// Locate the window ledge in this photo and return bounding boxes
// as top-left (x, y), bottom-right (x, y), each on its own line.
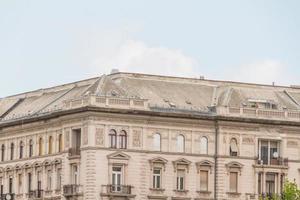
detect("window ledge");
top-left (226, 192), bottom-right (241, 196)
top-left (173, 189), bottom-right (189, 193)
top-left (197, 190), bottom-right (212, 194)
top-left (150, 188), bottom-right (165, 192)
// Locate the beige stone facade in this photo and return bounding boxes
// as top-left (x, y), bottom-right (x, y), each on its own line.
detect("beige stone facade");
top-left (0, 72), bottom-right (300, 200)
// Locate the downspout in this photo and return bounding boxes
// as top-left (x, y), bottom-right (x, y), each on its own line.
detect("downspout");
top-left (214, 119), bottom-right (219, 200)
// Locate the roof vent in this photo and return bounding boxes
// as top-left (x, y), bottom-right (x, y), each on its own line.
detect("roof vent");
top-left (110, 69), bottom-right (119, 74)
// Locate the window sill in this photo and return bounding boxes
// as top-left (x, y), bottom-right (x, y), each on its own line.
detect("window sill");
top-left (197, 190), bottom-right (212, 194)
top-left (150, 188), bottom-right (165, 192)
top-left (173, 189), bottom-right (189, 193)
top-left (226, 192), bottom-right (241, 196)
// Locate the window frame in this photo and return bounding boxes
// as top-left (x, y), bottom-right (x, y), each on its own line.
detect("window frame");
top-left (176, 134), bottom-right (185, 153)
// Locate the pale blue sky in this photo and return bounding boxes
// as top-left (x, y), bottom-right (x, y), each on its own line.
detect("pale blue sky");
top-left (0, 0), bottom-right (300, 97)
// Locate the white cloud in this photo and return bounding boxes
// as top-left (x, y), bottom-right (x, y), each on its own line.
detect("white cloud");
top-left (230, 60), bottom-right (286, 85)
top-left (88, 39), bottom-right (199, 77)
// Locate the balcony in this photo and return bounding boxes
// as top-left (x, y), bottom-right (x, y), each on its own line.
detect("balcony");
top-left (0, 194), bottom-right (15, 200)
top-left (68, 148), bottom-right (81, 158)
top-left (100, 185), bottom-right (135, 198)
top-left (27, 190), bottom-right (43, 199)
top-left (256, 157), bottom-right (288, 167)
top-left (63, 184), bottom-right (83, 197)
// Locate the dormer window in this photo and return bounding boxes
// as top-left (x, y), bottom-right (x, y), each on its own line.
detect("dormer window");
top-left (246, 99), bottom-right (278, 110)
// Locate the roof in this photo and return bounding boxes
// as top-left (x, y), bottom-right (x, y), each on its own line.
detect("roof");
top-left (0, 72), bottom-right (300, 124)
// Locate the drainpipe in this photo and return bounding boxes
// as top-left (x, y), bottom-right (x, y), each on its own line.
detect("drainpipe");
top-left (214, 119), bottom-right (219, 200)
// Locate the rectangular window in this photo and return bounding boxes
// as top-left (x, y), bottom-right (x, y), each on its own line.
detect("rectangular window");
top-left (266, 173), bottom-right (276, 196)
top-left (176, 169), bottom-right (185, 191)
top-left (259, 140), bottom-right (280, 165)
top-left (28, 173), bottom-right (32, 193)
top-left (153, 168), bottom-right (161, 189)
top-left (72, 165), bottom-right (79, 185)
top-left (200, 170), bottom-right (208, 191)
top-left (229, 172), bottom-right (238, 193)
top-left (9, 177), bottom-right (13, 194)
top-left (57, 168), bottom-right (62, 190)
top-left (0, 177), bottom-right (3, 195)
top-left (47, 170), bottom-right (52, 190)
top-left (18, 174), bottom-right (22, 194)
top-left (112, 166), bottom-right (122, 192)
top-left (37, 171), bottom-right (42, 192)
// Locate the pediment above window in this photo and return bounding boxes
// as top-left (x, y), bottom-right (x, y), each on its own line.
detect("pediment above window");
top-left (14, 164), bottom-right (22, 171)
top-left (52, 158), bottom-right (62, 165)
top-left (22, 162), bottom-right (32, 169)
top-left (5, 165), bottom-right (13, 172)
top-left (225, 161), bottom-right (243, 175)
top-left (149, 157), bottom-right (168, 171)
top-left (196, 160), bottom-right (214, 173)
top-left (43, 159), bottom-right (52, 166)
top-left (33, 161), bottom-right (42, 168)
top-left (172, 158), bottom-right (191, 172)
top-left (107, 151), bottom-right (131, 160)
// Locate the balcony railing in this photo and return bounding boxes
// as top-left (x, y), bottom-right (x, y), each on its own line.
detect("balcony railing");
top-left (106, 185), bottom-right (132, 194)
top-left (27, 190), bottom-right (43, 199)
top-left (256, 157), bottom-right (288, 167)
top-left (0, 194), bottom-right (15, 200)
top-left (68, 148), bottom-right (80, 157)
top-left (63, 184), bottom-right (83, 197)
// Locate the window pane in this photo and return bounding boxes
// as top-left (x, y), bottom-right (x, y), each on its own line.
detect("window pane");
top-left (200, 170), bottom-right (208, 191)
top-left (177, 135), bottom-right (185, 153)
top-left (200, 137), bottom-right (208, 154)
top-left (230, 172), bottom-right (238, 193)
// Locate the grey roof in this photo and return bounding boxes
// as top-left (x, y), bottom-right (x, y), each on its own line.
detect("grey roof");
top-left (0, 72), bottom-right (300, 123)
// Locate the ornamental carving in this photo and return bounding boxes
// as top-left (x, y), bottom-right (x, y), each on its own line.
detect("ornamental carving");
top-left (95, 128), bottom-right (104, 146)
top-left (83, 126), bottom-right (88, 145)
top-left (242, 137), bottom-right (254, 144)
top-left (287, 140), bottom-right (298, 148)
top-left (132, 129), bottom-right (142, 147)
top-left (64, 129), bottom-right (70, 148)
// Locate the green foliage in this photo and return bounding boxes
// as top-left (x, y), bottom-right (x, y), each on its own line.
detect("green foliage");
top-left (258, 180), bottom-right (300, 200)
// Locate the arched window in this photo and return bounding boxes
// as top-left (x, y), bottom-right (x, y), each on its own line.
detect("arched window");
top-left (200, 137), bottom-right (208, 154)
top-left (1, 144), bottom-right (5, 161)
top-left (119, 130), bottom-right (127, 149)
top-left (48, 136), bottom-right (53, 154)
top-left (58, 134), bottom-right (63, 152)
top-left (176, 135), bottom-right (185, 153)
top-left (38, 138), bottom-right (43, 156)
top-left (109, 129), bottom-right (117, 148)
top-left (19, 141), bottom-right (24, 159)
top-left (29, 140), bottom-right (33, 157)
top-left (153, 133), bottom-right (161, 151)
top-left (230, 138), bottom-right (238, 157)
top-left (10, 143), bottom-right (14, 160)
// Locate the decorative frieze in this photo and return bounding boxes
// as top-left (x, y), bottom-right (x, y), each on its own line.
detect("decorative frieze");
top-left (95, 128), bottom-right (104, 146)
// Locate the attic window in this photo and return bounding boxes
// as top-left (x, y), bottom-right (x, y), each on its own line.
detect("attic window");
top-left (246, 99), bottom-right (278, 110)
top-left (169, 102), bottom-right (176, 108)
top-left (111, 90), bottom-right (118, 96)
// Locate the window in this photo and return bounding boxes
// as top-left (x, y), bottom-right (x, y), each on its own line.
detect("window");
top-left (112, 166), bottom-right (122, 192)
top-left (18, 174), bottom-right (22, 194)
top-left (109, 129), bottom-right (117, 148)
top-left (57, 168), bottom-right (62, 190)
top-left (176, 135), bottom-right (185, 153)
top-left (29, 140), bottom-right (33, 157)
top-left (229, 172), bottom-right (238, 193)
top-left (48, 136), bottom-right (53, 154)
top-left (47, 170), bottom-right (52, 190)
top-left (38, 138), bottom-right (43, 156)
top-left (1, 145), bottom-right (4, 162)
top-left (9, 177), bottom-right (13, 194)
top-left (28, 173), bottom-right (32, 193)
top-left (153, 133), bottom-right (161, 151)
top-left (37, 171), bottom-right (42, 191)
top-left (58, 134), bottom-right (63, 152)
top-left (153, 168), bottom-right (162, 189)
top-left (19, 141), bottom-right (24, 159)
top-left (0, 177), bottom-right (3, 195)
top-left (72, 165), bottom-right (79, 185)
top-left (119, 130), bottom-right (127, 149)
top-left (266, 173), bottom-right (275, 196)
top-left (200, 137), bottom-right (208, 154)
top-left (176, 169), bottom-right (185, 191)
top-left (230, 138), bottom-right (238, 156)
top-left (200, 170), bottom-right (208, 191)
top-left (259, 140), bottom-right (280, 165)
top-left (10, 143), bottom-right (14, 160)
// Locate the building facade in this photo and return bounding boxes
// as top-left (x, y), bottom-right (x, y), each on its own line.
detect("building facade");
top-left (0, 72), bottom-right (300, 200)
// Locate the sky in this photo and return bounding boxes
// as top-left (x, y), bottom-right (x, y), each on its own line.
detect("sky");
top-left (0, 0), bottom-right (300, 98)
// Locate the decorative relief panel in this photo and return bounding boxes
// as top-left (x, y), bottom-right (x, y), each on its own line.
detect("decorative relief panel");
top-left (132, 129), bottom-right (142, 147)
top-left (95, 128), bottom-right (104, 146)
top-left (242, 137), bottom-right (254, 145)
top-left (83, 126), bottom-right (88, 145)
top-left (287, 140), bottom-right (298, 148)
top-left (64, 129), bottom-right (70, 148)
